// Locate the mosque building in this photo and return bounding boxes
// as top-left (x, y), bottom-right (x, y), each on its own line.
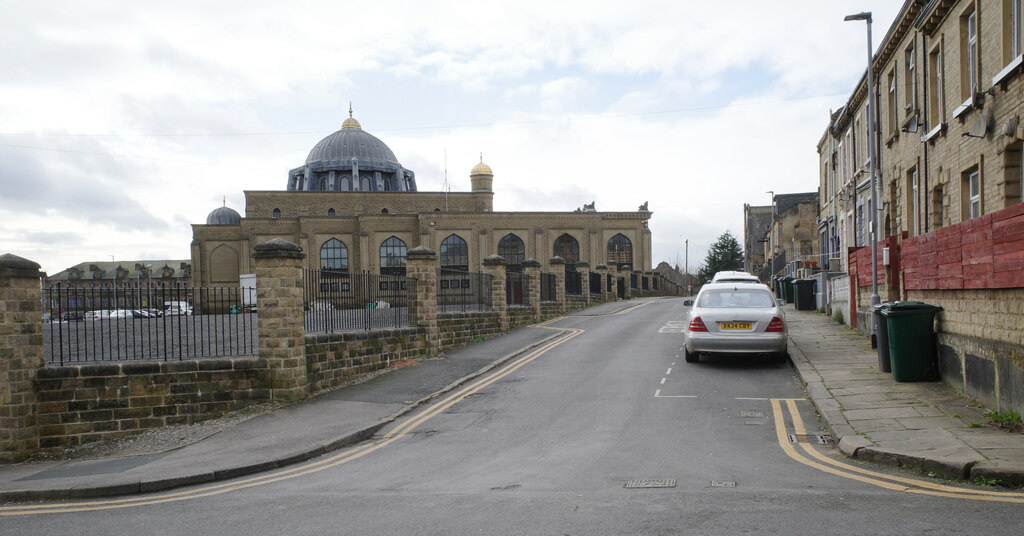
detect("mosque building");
top-left (191, 108), bottom-right (653, 285)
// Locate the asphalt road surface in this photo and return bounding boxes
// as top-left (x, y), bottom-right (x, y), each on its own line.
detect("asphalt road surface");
top-left (8, 298), bottom-right (1023, 535)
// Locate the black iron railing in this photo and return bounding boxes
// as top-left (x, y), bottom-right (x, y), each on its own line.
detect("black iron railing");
top-left (506, 271), bottom-right (531, 306)
top-left (589, 271), bottom-right (602, 294)
top-left (437, 269), bottom-right (492, 313)
top-left (630, 273), bottom-right (638, 289)
top-left (303, 270), bottom-right (413, 333)
top-left (42, 282), bottom-right (257, 365)
top-left (565, 270), bottom-right (582, 295)
top-left (540, 273), bottom-right (556, 301)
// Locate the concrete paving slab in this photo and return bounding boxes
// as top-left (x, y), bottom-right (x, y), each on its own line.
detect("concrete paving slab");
top-left (843, 406), bottom-right (922, 420)
top-left (846, 418), bottom-right (906, 432)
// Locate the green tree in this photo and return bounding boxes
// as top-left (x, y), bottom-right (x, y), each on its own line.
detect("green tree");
top-left (696, 231), bottom-right (744, 284)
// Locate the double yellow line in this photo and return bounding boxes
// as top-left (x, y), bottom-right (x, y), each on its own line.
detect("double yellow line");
top-left (0, 322), bottom-right (583, 517)
top-left (772, 398), bottom-right (1024, 503)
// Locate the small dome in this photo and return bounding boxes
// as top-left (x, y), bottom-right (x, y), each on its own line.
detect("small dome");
top-left (206, 205), bottom-right (241, 225)
top-left (471, 154), bottom-right (493, 176)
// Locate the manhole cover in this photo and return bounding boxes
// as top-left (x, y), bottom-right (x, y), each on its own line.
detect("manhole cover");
top-left (624, 479), bottom-right (676, 489)
top-left (710, 480), bottom-right (736, 488)
top-left (788, 433), bottom-right (833, 445)
top-left (739, 410), bottom-right (765, 418)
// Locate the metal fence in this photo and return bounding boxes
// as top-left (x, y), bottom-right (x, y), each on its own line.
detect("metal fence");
top-left (589, 271), bottom-right (602, 294)
top-left (41, 283), bottom-right (257, 365)
top-left (437, 269), bottom-right (492, 313)
top-left (506, 271), bottom-right (531, 306)
top-left (565, 270), bottom-right (582, 295)
top-left (540, 272), bottom-right (556, 301)
top-left (630, 273), bottom-right (638, 289)
top-left (303, 270), bottom-right (413, 333)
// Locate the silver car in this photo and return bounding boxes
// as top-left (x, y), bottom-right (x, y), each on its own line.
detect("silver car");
top-left (682, 282), bottom-right (788, 363)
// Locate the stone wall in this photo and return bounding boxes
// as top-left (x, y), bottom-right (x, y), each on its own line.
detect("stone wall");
top-left (437, 312), bottom-right (501, 352)
top-left (305, 328), bottom-right (428, 394)
top-left (34, 359), bottom-right (268, 450)
top-left (508, 306), bottom-right (537, 330)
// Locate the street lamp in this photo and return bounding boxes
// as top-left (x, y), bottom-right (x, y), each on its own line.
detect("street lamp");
top-left (138, 263), bottom-right (152, 309)
top-left (845, 11), bottom-right (881, 308)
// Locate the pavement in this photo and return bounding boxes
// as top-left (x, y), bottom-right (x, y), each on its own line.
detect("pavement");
top-left (2, 298), bottom-right (1023, 503)
top-left (786, 305), bottom-right (1024, 487)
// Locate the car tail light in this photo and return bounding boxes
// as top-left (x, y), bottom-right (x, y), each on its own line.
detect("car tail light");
top-left (688, 316), bottom-right (708, 332)
top-left (766, 317), bottom-right (785, 332)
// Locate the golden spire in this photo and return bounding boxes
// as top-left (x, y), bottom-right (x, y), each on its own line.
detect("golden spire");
top-left (342, 102), bottom-right (361, 129)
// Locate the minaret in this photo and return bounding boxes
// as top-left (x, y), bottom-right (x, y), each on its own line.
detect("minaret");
top-left (470, 153), bottom-right (493, 193)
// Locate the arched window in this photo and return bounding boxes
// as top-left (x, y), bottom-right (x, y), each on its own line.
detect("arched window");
top-left (380, 236), bottom-right (407, 276)
top-left (498, 233), bottom-right (525, 272)
top-left (327, 208), bottom-right (336, 217)
top-left (440, 234), bottom-right (469, 272)
top-left (341, 176), bottom-right (351, 191)
top-left (360, 177), bottom-right (370, 191)
top-left (383, 179), bottom-right (391, 191)
top-left (553, 233), bottom-right (580, 268)
top-left (319, 177), bottom-right (328, 190)
top-left (434, 208), bottom-right (441, 212)
top-left (320, 238), bottom-right (348, 272)
top-left (272, 208), bottom-right (281, 218)
top-left (607, 234), bottom-right (633, 270)
top-left (381, 208), bottom-right (389, 214)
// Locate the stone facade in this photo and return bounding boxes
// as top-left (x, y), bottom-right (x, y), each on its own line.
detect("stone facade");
top-left (817, 1), bottom-right (1024, 414)
top-left (191, 114), bottom-right (653, 289)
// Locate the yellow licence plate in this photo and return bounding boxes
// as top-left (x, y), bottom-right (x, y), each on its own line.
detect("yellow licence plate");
top-left (720, 322), bottom-right (752, 330)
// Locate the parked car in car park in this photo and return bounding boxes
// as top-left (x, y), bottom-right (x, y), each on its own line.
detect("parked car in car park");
top-left (109, 309), bottom-right (134, 319)
top-left (85, 310), bottom-right (112, 321)
top-left (682, 282), bottom-right (788, 363)
top-left (163, 301), bottom-right (193, 315)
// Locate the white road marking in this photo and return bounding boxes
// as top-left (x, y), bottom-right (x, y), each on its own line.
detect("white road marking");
top-left (658, 321), bottom-right (688, 333)
top-left (655, 390), bottom-right (697, 398)
top-left (660, 377), bottom-right (666, 385)
top-left (665, 368), bottom-right (672, 375)
top-left (735, 397), bottom-right (769, 401)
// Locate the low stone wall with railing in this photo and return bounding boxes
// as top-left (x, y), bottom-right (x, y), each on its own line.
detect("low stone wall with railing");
top-left (1, 246), bottom-right (670, 460)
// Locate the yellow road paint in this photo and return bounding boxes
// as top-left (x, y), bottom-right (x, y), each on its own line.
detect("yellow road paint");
top-left (772, 399), bottom-right (1024, 503)
top-left (0, 325), bottom-right (584, 516)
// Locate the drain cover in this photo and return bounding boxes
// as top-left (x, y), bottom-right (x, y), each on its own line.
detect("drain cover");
top-left (739, 410), bottom-right (765, 418)
top-left (788, 433), bottom-right (832, 444)
top-left (624, 479), bottom-right (676, 489)
top-left (710, 480), bottom-right (736, 488)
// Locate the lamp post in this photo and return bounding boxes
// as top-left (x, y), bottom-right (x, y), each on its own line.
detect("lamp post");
top-left (845, 11), bottom-right (881, 308)
top-left (138, 263), bottom-right (152, 309)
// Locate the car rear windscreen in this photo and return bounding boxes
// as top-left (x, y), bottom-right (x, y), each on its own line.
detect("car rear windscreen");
top-left (697, 289), bottom-right (775, 308)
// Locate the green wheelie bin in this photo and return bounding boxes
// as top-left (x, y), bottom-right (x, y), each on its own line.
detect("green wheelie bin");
top-left (880, 302), bottom-right (944, 382)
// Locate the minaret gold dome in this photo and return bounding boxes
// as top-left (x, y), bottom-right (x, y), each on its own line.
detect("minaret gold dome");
top-left (470, 153), bottom-right (492, 176)
top-left (341, 102), bottom-right (362, 129)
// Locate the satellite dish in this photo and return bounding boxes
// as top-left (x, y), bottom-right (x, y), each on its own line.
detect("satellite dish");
top-left (1002, 116), bottom-right (1020, 139)
top-left (963, 113), bottom-right (989, 138)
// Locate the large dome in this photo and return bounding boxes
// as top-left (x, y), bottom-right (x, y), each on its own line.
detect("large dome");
top-left (305, 126), bottom-right (400, 169)
top-left (287, 107), bottom-right (417, 192)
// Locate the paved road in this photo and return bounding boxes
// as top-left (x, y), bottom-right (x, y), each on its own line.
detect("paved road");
top-left (8, 298), bottom-right (1023, 534)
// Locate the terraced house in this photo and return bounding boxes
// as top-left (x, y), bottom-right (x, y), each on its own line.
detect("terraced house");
top-left (819, 0), bottom-right (1024, 412)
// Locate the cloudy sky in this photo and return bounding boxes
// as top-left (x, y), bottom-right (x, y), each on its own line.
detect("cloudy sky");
top-left (1, 0), bottom-right (902, 275)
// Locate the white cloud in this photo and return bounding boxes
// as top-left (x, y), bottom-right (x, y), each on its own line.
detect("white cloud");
top-left (0, 0), bottom-right (903, 273)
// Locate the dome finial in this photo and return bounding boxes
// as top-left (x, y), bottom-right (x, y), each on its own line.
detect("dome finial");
top-left (342, 102), bottom-right (361, 129)
top-left (223, 195), bottom-right (226, 207)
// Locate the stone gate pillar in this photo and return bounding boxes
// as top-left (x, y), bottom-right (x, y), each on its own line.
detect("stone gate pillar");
top-left (482, 255), bottom-right (508, 332)
top-left (0, 254), bottom-right (45, 461)
top-left (406, 246), bottom-right (438, 353)
top-left (252, 238), bottom-right (308, 403)
top-left (522, 258), bottom-right (541, 319)
top-left (550, 256), bottom-right (566, 312)
top-left (576, 261), bottom-right (591, 304)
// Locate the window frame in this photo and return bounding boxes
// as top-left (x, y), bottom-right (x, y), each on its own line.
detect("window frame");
top-left (440, 234), bottom-right (469, 272)
top-left (319, 238), bottom-right (349, 272)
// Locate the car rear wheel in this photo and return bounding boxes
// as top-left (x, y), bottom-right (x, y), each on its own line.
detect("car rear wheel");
top-left (684, 346), bottom-right (699, 363)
